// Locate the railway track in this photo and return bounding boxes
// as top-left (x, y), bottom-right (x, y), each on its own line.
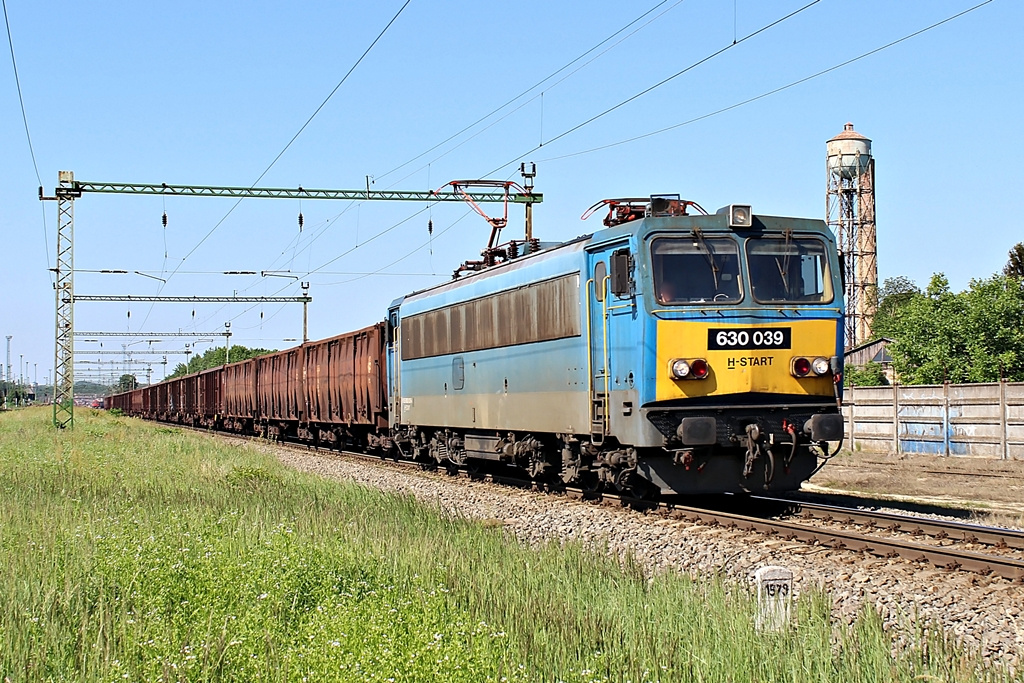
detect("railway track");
top-left (656, 499), bottom-right (1024, 582)
top-left (756, 495), bottom-right (1024, 550)
top-left (202, 427), bottom-right (1024, 581)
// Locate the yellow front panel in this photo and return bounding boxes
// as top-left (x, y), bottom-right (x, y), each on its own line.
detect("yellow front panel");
top-left (655, 319), bottom-right (837, 400)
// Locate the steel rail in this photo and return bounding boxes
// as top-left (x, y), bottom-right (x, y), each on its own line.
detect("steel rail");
top-left (754, 495), bottom-right (1024, 551)
top-left (661, 503), bottom-right (1024, 581)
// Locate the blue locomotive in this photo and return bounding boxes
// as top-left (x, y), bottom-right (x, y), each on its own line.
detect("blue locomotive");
top-left (109, 194), bottom-right (845, 497)
top-left (386, 195), bottom-right (844, 496)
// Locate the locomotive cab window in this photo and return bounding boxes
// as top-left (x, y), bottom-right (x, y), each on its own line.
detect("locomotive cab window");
top-left (388, 312), bottom-right (399, 344)
top-left (610, 248), bottom-right (633, 298)
top-left (746, 236), bottom-right (833, 304)
top-left (593, 261), bottom-right (606, 302)
top-left (650, 237), bottom-right (741, 305)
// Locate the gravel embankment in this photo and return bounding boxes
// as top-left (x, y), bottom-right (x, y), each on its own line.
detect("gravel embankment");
top-left (267, 445), bottom-right (1024, 669)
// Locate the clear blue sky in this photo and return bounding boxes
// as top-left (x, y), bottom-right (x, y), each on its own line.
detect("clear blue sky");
top-left (1, 0), bottom-right (1020, 384)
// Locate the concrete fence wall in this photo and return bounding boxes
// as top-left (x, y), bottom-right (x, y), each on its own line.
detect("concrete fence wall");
top-left (842, 381), bottom-right (1024, 459)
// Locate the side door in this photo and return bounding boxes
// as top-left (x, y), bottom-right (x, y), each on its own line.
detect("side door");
top-left (586, 244), bottom-right (636, 444)
top-left (387, 305), bottom-right (402, 429)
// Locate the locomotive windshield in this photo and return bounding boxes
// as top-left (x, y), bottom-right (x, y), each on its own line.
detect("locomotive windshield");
top-left (651, 237), bottom-right (742, 304)
top-left (746, 236), bottom-right (833, 304)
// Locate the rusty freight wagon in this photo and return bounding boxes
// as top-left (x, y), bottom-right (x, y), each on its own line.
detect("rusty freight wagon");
top-left (223, 358), bottom-right (258, 433)
top-left (111, 323), bottom-right (388, 449)
top-left (300, 324), bottom-right (388, 448)
top-left (255, 323), bottom-right (388, 442)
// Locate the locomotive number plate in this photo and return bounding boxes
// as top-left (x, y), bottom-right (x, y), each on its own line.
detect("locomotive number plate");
top-left (707, 327), bottom-right (791, 350)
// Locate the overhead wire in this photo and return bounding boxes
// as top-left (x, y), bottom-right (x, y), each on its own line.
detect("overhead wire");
top-left (252, 0), bottom-right (994, 335)
top-left (204, 183), bottom-right (487, 331)
top-left (227, 209), bottom-right (472, 330)
top-left (221, 0), bottom-right (684, 321)
top-left (482, 0), bottom-right (822, 177)
top-left (318, 210), bottom-right (473, 287)
top-left (174, 0), bottom-right (413, 272)
top-left (192, 205), bottom-right (440, 330)
top-left (372, 0), bottom-right (682, 185)
top-left (539, 0), bottom-right (996, 163)
top-left (3, 0), bottom-right (52, 285)
top-left (199, 0), bottom-right (689, 328)
top-left (158, 0), bottom-right (991, 341)
top-left (76, 269), bottom-right (443, 277)
top-left (3, 0), bottom-right (40, 186)
top-left (212, 0), bottom-right (818, 333)
top-left (168, 0), bottom-right (741, 318)
top-left (257, 0), bottom-right (686, 283)
top-left (139, 0), bottom-right (413, 330)
top-left (376, 0), bottom-right (688, 193)
top-left (291, 165), bottom-right (521, 294)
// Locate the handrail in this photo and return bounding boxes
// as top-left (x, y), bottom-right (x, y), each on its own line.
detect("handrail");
top-left (601, 275), bottom-right (611, 435)
top-left (584, 277), bottom-right (595, 418)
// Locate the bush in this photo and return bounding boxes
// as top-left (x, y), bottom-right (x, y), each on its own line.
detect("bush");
top-left (845, 361), bottom-right (889, 387)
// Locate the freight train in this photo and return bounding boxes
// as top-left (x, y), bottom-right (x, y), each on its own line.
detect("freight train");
top-left (108, 195), bottom-right (845, 497)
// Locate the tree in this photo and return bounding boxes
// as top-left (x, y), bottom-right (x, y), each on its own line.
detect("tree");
top-left (74, 380), bottom-right (111, 396)
top-left (165, 345), bottom-right (276, 379)
top-left (115, 374), bottom-right (139, 393)
top-left (869, 275), bottom-right (920, 339)
top-left (873, 272), bottom-right (1024, 384)
top-left (1005, 242), bottom-right (1024, 280)
top-left (844, 361), bottom-right (889, 387)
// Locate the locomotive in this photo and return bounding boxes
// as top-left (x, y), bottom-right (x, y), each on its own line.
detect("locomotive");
top-left (109, 194), bottom-right (845, 497)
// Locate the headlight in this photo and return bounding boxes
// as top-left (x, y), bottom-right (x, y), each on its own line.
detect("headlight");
top-left (811, 357), bottom-right (830, 376)
top-left (670, 358), bottom-right (710, 380)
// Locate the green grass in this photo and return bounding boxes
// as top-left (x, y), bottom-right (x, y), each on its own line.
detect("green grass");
top-left (0, 407), bottom-right (1016, 682)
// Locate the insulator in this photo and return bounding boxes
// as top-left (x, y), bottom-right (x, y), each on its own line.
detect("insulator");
top-left (428, 219), bottom-right (433, 235)
top-left (298, 212), bottom-right (304, 230)
top-left (127, 310), bottom-right (131, 318)
top-left (162, 212), bottom-right (168, 227)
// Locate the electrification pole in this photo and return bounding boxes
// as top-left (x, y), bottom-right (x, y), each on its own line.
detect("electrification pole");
top-left (40, 171), bottom-right (79, 428)
top-left (301, 282), bottom-right (309, 343)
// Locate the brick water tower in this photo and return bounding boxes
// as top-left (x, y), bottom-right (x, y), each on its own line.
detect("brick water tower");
top-left (826, 122), bottom-right (876, 348)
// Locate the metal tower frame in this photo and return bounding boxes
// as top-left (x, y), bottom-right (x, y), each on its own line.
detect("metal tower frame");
top-left (41, 171), bottom-right (541, 429)
top-left (855, 160), bottom-right (877, 343)
top-left (53, 171), bottom-right (79, 428)
top-left (828, 158), bottom-right (876, 347)
top-left (826, 128), bottom-right (876, 348)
